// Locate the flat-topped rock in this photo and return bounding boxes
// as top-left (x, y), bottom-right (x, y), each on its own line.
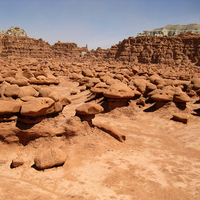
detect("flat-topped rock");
top-left (20, 97), bottom-right (55, 116)
top-left (0, 100), bottom-right (22, 114)
top-left (103, 82), bottom-right (135, 99)
top-left (76, 103), bottom-right (104, 115)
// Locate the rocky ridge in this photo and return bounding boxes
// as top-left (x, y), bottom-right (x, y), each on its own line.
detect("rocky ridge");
top-left (137, 23), bottom-right (200, 36)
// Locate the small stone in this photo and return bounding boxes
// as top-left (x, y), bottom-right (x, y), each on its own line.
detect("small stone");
top-left (11, 158), bottom-right (24, 168)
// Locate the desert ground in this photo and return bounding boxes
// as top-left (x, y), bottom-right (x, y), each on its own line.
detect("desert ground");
top-left (0, 78), bottom-right (200, 200)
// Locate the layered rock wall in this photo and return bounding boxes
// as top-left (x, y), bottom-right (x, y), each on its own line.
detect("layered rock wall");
top-left (0, 28), bottom-right (199, 67)
top-left (0, 35), bottom-right (88, 59)
top-left (102, 32), bottom-right (200, 66)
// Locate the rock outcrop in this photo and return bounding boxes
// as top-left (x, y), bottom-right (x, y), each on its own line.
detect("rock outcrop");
top-left (104, 32), bottom-right (200, 66)
top-left (0, 26), bottom-right (27, 37)
top-left (137, 24), bottom-right (200, 36)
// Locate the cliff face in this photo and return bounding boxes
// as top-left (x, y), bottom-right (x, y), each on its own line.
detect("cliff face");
top-left (0, 35), bottom-right (88, 59)
top-left (137, 24), bottom-right (200, 36)
top-left (93, 32), bottom-right (200, 66)
top-left (0, 35), bottom-right (53, 58)
top-left (0, 28), bottom-right (199, 67)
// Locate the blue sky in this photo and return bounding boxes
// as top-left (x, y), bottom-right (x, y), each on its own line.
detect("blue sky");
top-left (0, 0), bottom-right (200, 49)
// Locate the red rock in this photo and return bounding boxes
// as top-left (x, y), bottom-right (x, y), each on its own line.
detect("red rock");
top-left (20, 97), bottom-right (55, 116)
top-left (82, 69), bottom-right (94, 77)
top-left (4, 85), bottom-right (20, 98)
top-left (0, 100), bottom-right (22, 114)
top-left (76, 103), bottom-right (104, 115)
top-left (18, 86), bottom-right (38, 98)
top-left (34, 148), bottom-right (66, 170)
top-left (103, 82), bottom-right (135, 99)
top-left (93, 121), bottom-right (126, 142)
top-left (90, 82), bottom-right (109, 94)
top-left (173, 88), bottom-right (191, 102)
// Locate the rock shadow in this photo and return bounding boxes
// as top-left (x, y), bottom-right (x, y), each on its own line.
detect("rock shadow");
top-left (192, 108), bottom-right (200, 116)
top-left (31, 163), bottom-right (65, 171)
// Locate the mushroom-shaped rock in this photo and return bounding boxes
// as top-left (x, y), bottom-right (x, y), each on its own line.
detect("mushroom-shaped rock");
top-left (34, 148), bottom-right (66, 170)
top-left (103, 82), bottom-right (135, 99)
top-left (75, 103), bottom-right (104, 126)
top-left (103, 82), bottom-right (135, 111)
top-left (151, 87), bottom-right (174, 102)
top-left (90, 82), bottom-right (109, 94)
top-left (173, 87), bottom-right (191, 103)
top-left (76, 103), bottom-right (104, 115)
top-left (20, 97), bottom-right (55, 117)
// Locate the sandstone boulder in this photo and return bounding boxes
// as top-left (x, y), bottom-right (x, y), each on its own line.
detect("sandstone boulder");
top-left (39, 87), bottom-right (52, 97)
top-left (4, 85), bottom-right (20, 98)
top-left (76, 103), bottom-right (104, 115)
top-left (18, 86), bottom-right (38, 98)
top-left (34, 148), bottom-right (66, 170)
top-left (0, 100), bottom-right (22, 114)
top-left (90, 82), bottom-right (109, 94)
top-left (151, 87), bottom-right (174, 102)
top-left (103, 82), bottom-right (135, 99)
top-left (76, 103), bottom-right (104, 125)
top-left (82, 69), bottom-right (94, 77)
top-left (20, 97), bottom-right (55, 116)
top-left (173, 88), bottom-right (191, 103)
top-left (93, 121), bottom-right (126, 142)
top-left (11, 78), bottom-right (28, 86)
top-left (172, 113), bottom-right (189, 123)
top-left (133, 78), bottom-right (147, 94)
top-left (69, 73), bottom-right (84, 81)
top-left (11, 158), bottom-right (24, 168)
top-left (191, 78), bottom-right (200, 90)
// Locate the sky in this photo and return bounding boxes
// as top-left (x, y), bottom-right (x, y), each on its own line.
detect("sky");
top-left (0, 0), bottom-right (200, 50)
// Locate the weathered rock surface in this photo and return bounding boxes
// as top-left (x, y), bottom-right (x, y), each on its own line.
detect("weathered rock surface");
top-left (93, 121), bottom-right (126, 142)
top-left (76, 103), bottom-right (104, 115)
top-left (20, 97), bottom-right (55, 116)
top-left (34, 148), bottom-right (66, 170)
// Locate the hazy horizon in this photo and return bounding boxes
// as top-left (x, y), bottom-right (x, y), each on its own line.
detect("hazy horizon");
top-left (0, 0), bottom-right (200, 50)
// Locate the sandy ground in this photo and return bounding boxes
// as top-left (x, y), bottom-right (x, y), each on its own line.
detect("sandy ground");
top-left (0, 79), bottom-right (200, 200)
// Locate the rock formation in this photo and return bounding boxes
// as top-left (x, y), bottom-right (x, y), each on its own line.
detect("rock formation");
top-left (0, 26), bottom-right (27, 37)
top-left (137, 23), bottom-right (200, 36)
top-left (0, 25), bottom-right (200, 200)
